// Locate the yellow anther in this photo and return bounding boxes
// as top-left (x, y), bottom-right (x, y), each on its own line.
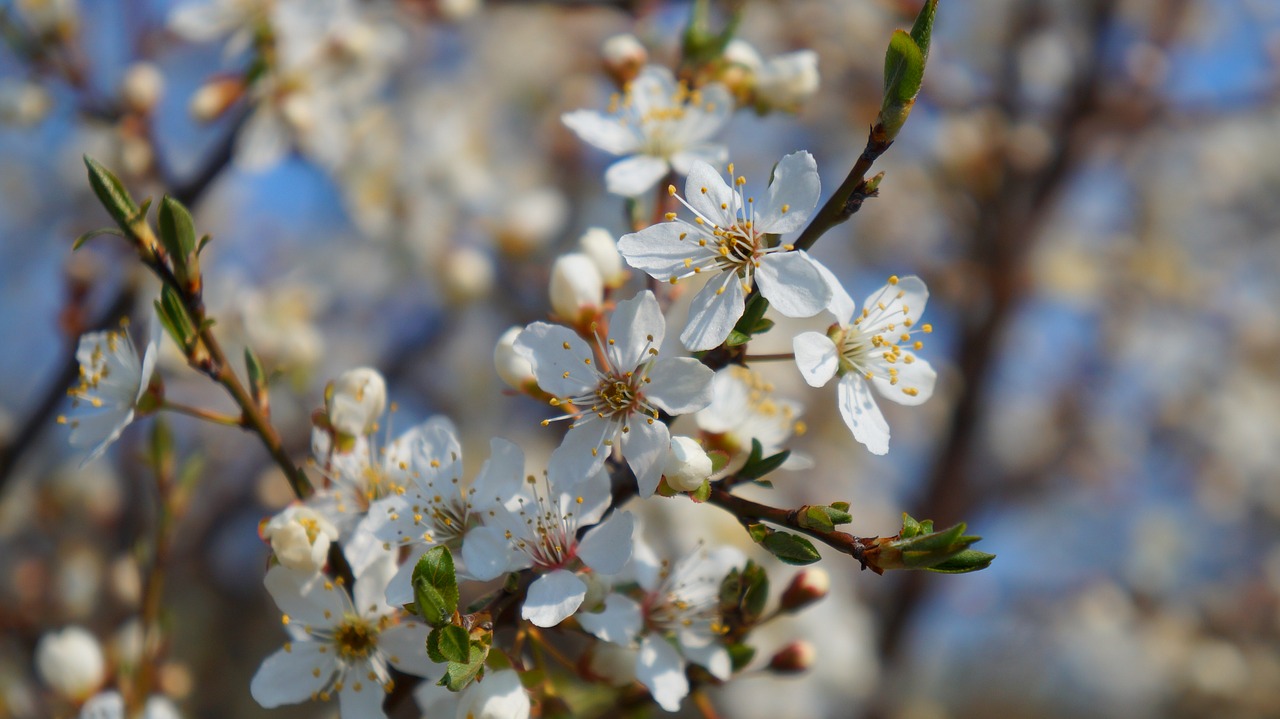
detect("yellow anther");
top-left (922, 324), bottom-right (933, 333)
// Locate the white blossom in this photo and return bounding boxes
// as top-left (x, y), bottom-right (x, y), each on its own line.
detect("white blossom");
top-left (79, 692), bottom-right (181, 719)
top-left (695, 365), bottom-right (810, 469)
top-left (562, 66), bottom-right (732, 197)
top-left (663, 435), bottom-right (713, 492)
top-left (549, 253), bottom-right (604, 325)
top-left (494, 327), bottom-right (536, 391)
top-left (618, 151), bottom-right (832, 351)
top-left (579, 541), bottom-right (743, 711)
top-left (514, 291), bottom-right (714, 495)
top-left (327, 367), bottom-right (387, 437)
top-left (578, 227), bottom-right (628, 288)
top-left (793, 273), bottom-right (937, 455)
top-left (462, 445), bottom-right (634, 628)
top-left (414, 668), bottom-right (531, 719)
top-left (60, 314), bottom-right (161, 465)
top-left (35, 626), bottom-right (105, 701)
top-left (262, 505), bottom-right (340, 573)
top-left (249, 555), bottom-right (434, 718)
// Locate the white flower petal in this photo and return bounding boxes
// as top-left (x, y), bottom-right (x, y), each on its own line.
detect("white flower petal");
top-left (679, 636), bottom-right (731, 680)
top-left (462, 525), bottom-right (520, 581)
top-left (263, 566), bottom-right (347, 627)
top-left (578, 594), bottom-right (644, 645)
top-left (609, 291), bottom-right (665, 371)
top-left (645, 357), bottom-right (715, 415)
top-left (236, 106), bottom-right (291, 171)
top-left (513, 322), bottom-right (596, 397)
top-left (469, 438), bottom-right (525, 512)
top-left (384, 545), bottom-right (427, 607)
top-left (621, 417), bottom-right (669, 498)
top-left (455, 669), bottom-right (531, 719)
top-left (250, 642), bottom-right (336, 708)
top-left (755, 151), bottom-right (821, 233)
top-left (637, 635), bottom-right (689, 713)
top-left (577, 511), bottom-right (635, 576)
top-left (683, 161), bottom-right (737, 226)
top-left (861, 275), bottom-right (929, 329)
top-left (792, 332), bottom-right (839, 387)
top-left (617, 222), bottom-right (713, 281)
top-left (561, 110), bottom-right (641, 156)
top-left (379, 623), bottom-right (438, 679)
top-left (679, 83), bottom-right (734, 143)
top-left (837, 374), bottom-right (891, 455)
top-left (605, 154), bottom-right (671, 198)
top-left (669, 143), bottom-right (729, 175)
top-left (338, 673), bottom-right (388, 719)
top-left (353, 550), bottom-right (397, 617)
top-left (872, 354), bottom-right (937, 406)
top-left (522, 570), bottom-right (588, 627)
top-left (548, 419), bottom-right (611, 485)
top-left (755, 251), bottom-right (831, 318)
top-left (79, 691), bottom-right (124, 719)
top-left (680, 272), bottom-right (746, 351)
top-left (811, 260), bottom-right (857, 323)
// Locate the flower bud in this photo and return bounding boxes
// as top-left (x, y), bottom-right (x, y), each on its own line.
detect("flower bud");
top-left (756, 50), bottom-right (820, 113)
top-left (439, 245), bottom-right (495, 304)
top-left (35, 626), bottom-right (105, 701)
top-left (549, 253), bottom-right (604, 325)
top-left (326, 367), bottom-right (387, 437)
top-left (779, 567), bottom-right (830, 612)
top-left (495, 189), bottom-right (567, 257)
top-left (122, 63), bottom-right (164, 114)
top-left (261, 505), bottom-right (338, 573)
top-left (767, 640), bottom-right (815, 674)
top-left (663, 435), bottom-right (713, 492)
top-left (0, 80), bottom-right (52, 126)
top-left (601, 34), bottom-right (648, 86)
top-left (189, 77), bottom-right (243, 122)
top-left (578, 227), bottom-right (626, 288)
top-left (494, 327), bottom-right (536, 391)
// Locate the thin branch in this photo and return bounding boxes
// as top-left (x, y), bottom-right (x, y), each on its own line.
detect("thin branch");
top-left (707, 487), bottom-right (872, 570)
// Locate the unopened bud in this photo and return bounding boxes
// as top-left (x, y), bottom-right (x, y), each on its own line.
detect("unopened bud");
top-left (494, 327), bottom-right (536, 391)
top-left (780, 567), bottom-right (830, 612)
top-left (0, 80), bottom-right (52, 126)
top-left (439, 245), bottom-right (495, 303)
top-left (261, 505), bottom-right (338, 573)
top-left (437, 0), bottom-right (481, 21)
top-left (602, 34), bottom-right (648, 86)
top-left (189, 77), bottom-right (243, 122)
top-left (122, 63), bottom-right (164, 113)
top-left (663, 435), bottom-right (713, 492)
top-left (549, 253), bottom-right (604, 325)
top-left (326, 367), bottom-right (387, 437)
top-left (767, 640), bottom-right (815, 674)
top-left (496, 189), bottom-right (567, 257)
top-left (35, 626), bottom-right (105, 701)
top-left (756, 50), bottom-right (820, 113)
top-left (578, 227), bottom-right (627, 288)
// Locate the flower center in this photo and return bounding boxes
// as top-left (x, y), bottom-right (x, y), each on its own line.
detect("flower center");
top-left (598, 379), bottom-right (636, 412)
top-left (333, 615), bottom-right (378, 661)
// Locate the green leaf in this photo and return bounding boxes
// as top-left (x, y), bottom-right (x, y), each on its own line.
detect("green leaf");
top-left (245, 346), bottom-right (268, 406)
top-left (149, 417), bottom-right (174, 473)
top-left (84, 156), bottom-right (138, 229)
top-left (725, 330), bottom-right (752, 347)
top-left (737, 439), bottom-right (791, 482)
top-left (926, 549), bottom-right (996, 574)
top-left (72, 227), bottom-right (123, 251)
top-left (909, 0), bottom-right (939, 63)
top-left (761, 531), bottom-right (822, 566)
top-left (727, 643), bottom-right (756, 672)
top-left (740, 561), bottom-right (769, 623)
top-left (801, 506), bottom-right (835, 533)
top-left (436, 625), bottom-right (471, 664)
top-left (426, 627), bottom-right (447, 663)
top-left (746, 522), bottom-right (770, 544)
top-left (708, 450), bottom-right (730, 474)
top-left (882, 30), bottom-right (924, 108)
top-left (412, 546), bottom-right (459, 627)
top-left (158, 196), bottom-right (197, 257)
top-left (156, 285), bottom-right (196, 351)
top-left (689, 479), bottom-right (712, 503)
top-left (441, 641), bottom-right (488, 692)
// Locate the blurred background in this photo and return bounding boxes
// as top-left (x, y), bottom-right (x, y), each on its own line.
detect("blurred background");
top-left (2, 0), bottom-right (1279, 717)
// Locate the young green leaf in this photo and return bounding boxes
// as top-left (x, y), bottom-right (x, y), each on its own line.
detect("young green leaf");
top-left (761, 531), bottom-right (822, 566)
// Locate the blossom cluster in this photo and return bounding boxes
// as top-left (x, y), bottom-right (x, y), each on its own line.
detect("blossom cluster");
top-left (41, 6), bottom-right (956, 718)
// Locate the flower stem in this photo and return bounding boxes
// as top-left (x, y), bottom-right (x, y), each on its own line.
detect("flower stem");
top-left (161, 400), bottom-right (244, 427)
top-left (743, 352), bottom-right (795, 362)
top-left (792, 125), bottom-right (892, 253)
